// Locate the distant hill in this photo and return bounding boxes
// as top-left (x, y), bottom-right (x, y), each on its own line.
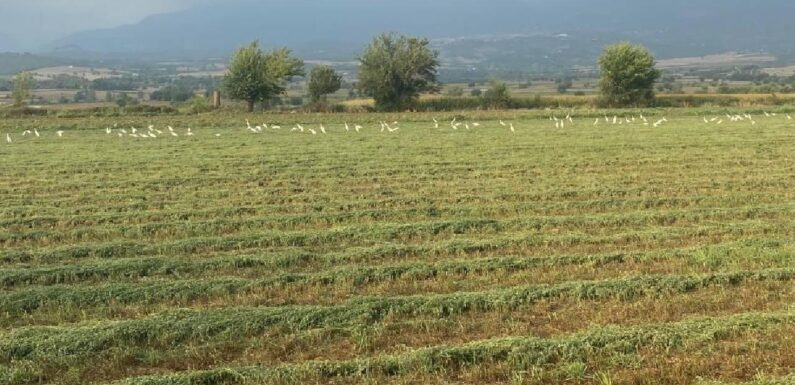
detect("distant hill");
top-left (50, 0), bottom-right (795, 73)
top-left (0, 53), bottom-right (63, 75)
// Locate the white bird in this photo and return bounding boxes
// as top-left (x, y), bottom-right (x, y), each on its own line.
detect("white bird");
top-left (186, 128), bottom-right (194, 136)
top-left (472, 122), bottom-right (480, 127)
top-left (131, 127), bottom-right (138, 134)
top-left (34, 128), bottom-right (40, 137)
top-left (263, 123), bottom-right (269, 129)
top-left (106, 127), bottom-right (112, 134)
top-left (118, 132), bottom-right (124, 137)
top-left (308, 128), bottom-right (317, 135)
top-left (612, 116), bottom-right (617, 124)
top-left (499, 120), bottom-right (507, 127)
top-left (271, 125), bottom-right (281, 129)
top-left (354, 125), bottom-right (362, 133)
top-left (57, 131), bottom-right (64, 137)
top-left (717, 119), bottom-right (723, 125)
top-left (788, 115), bottom-right (793, 120)
top-left (130, 133), bottom-right (139, 138)
top-left (464, 122), bottom-right (470, 130)
top-left (594, 118), bottom-right (599, 125)
top-left (22, 130), bottom-right (31, 136)
top-left (215, 133), bottom-right (221, 137)
top-left (345, 122), bottom-right (350, 132)
top-left (509, 123), bottom-right (515, 133)
top-left (433, 118), bottom-right (439, 128)
top-left (170, 130), bottom-right (178, 137)
top-left (703, 117), bottom-right (709, 123)
top-left (319, 125), bottom-right (327, 134)
top-left (5, 133), bottom-right (11, 143)
top-left (120, 129), bottom-right (128, 135)
top-left (246, 119), bottom-right (252, 129)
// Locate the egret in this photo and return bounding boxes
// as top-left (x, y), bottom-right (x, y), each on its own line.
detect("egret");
top-left (130, 133), bottom-right (139, 138)
top-left (57, 131), bottom-right (64, 137)
top-left (345, 122), bottom-right (350, 132)
top-left (263, 123), bottom-right (269, 129)
top-left (717, 119), bottom-right (723, 125)
top-left (106, 127), bottom-right (112, 134)
top-left (704, 117), bottom-right (709, 123)
top-left (118, 132), bottom-right (124, 137)
top-left (354, 125), bottom-right (362, 133)
top-left (22, 130), bottom-right (31, 136)
top-left (320, 125), bottom-right (327, 134)
top-left (472, 122), bottom-right (480, 127)
top-left (5, 133), bottom-right (11, 143)
top-left (612, 116), bottom-right (617, 124)
top-left (120, 129), bottom-right (128, 134)
top-left (464, 123), bottom-right (470, 130)
top-left (170, 130), bottom-right (178, 137)
top-left (509, 123), bottom-right (515, 133)
top-left (594, 118), bottom-right (599, 125)
top-left (246, 119), bottom-right (252, 129)
top-left (788, 115), bottom-right (793, 120)
top-left (34, 128), bottom-right (40, 137)
top-left (215, 133), bottom-right (221, 137)
top-left (271, 125), bottom-right (281, 129)
top-left (308, 128), bottom-right (317, 135)
top-left (131, 127), bottom-right (138, 134)
top-left (499, 120), bottom-right (507, 127)
top-left (186, 128), bottom-right (194, 136)
top-left (433, 118), bottom-right (439, 128)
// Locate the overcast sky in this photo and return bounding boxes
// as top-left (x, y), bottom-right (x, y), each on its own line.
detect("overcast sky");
top-left (0, 0), bottom-right (206, 49)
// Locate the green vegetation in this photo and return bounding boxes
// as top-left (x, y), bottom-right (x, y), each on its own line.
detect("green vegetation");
top-left (358, 33), bottom-right (440, 111)
top-left (307, 65), bottom-right (342, 106)
top-left (11, 71), bottom-right (33, 107)
top-left (598, 42), bottom-right (661, 107)
top-left (224, 41), bottom-right (305, 112)
top-left (3, 109), bottom-right (795, 384)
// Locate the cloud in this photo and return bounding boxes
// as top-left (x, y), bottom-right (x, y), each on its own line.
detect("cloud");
top-left (0, 0), bottom-right (206, 49)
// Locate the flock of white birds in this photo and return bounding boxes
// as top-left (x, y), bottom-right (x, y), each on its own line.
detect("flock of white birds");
top-left (1, 111), bottom-right (791, 144)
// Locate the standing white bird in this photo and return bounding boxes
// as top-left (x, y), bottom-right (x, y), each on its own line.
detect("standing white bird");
top-left (499, 120), bottom-right (507, 127)
top-left (594, 118), bottom-right (599, 125)
top-left (354, 125), bottom-right (362, 133)
top-left (509, 123), bottom-right (515, 133)
top-left (308, 128), bottom-right (317, 135)
top-left (345, 122), bottom-right (350, 132)
top-left (56, 131), bottom-right (64, 137)
top-left (34, 128), bottom-right (40, 137)
top-left (186, 128), bottom-right (194, 136)
top-left (22, 130), bottom-right (31, 136)
top-left (106, 127), bottom-right (112, 134)
top-left (319, 124), bottom-right (327, 134)
top-left (433, 118), bottom-right (439, 128)
top-left (6, 133), bottom-right (11, 143)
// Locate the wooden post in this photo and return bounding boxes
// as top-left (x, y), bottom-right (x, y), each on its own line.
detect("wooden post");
top-left (212, 91), bottom-right (221, 108)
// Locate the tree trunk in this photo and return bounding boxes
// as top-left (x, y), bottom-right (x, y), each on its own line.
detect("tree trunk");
top-left (247, 100), bottom-right (255, 112)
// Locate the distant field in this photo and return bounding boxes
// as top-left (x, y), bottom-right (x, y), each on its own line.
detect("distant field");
top-left (2, 109), bottom-right (795, 385)
top-left (29, 66), bottom-right (129, 81)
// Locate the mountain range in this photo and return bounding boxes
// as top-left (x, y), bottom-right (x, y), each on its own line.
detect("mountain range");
top-left (35, 0), bottom-right (795, 74)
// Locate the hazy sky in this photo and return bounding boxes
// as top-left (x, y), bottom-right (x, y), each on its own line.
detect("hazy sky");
top-left (0, 0), bottom-right (206, 49)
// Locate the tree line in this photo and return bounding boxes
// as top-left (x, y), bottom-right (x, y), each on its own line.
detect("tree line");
top-left (225, 33), bottom-right (660, 112)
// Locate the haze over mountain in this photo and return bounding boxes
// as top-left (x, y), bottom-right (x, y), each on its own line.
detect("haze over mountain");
top-left (21, 0), bottom-right (795, 74)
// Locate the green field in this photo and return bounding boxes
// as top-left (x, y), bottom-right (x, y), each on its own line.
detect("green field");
top-left (2, 109), bottom-right (795, 385)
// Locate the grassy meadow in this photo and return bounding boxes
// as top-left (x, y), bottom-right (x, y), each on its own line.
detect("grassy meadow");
top-left (2, 108), bottom-right (795, 384)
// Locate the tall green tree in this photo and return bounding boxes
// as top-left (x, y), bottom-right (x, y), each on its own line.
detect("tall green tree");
top-left (307, 65), bottom-right (342, 104)
top-left (358, 33), bottom-right (440, 111)
top-left (12, 71), bottom-right (33, 107)
top-left (224, 41), bottom-right (304, 112)
top-left (598, 43), bottom-right (661, 107)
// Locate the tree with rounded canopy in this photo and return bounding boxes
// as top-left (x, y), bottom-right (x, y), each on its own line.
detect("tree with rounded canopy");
top-left (598, 43), bottom-right (661, 107)
top-left (224, 41), bottom-right (304, 112)
top-left (358, 33), bottom-right (440, 111)
top-left (307, 65), bottom-right (342, 104)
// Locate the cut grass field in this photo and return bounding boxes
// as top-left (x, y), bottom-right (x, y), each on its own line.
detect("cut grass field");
top-left (2, 108), bottom-right (795, 384)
